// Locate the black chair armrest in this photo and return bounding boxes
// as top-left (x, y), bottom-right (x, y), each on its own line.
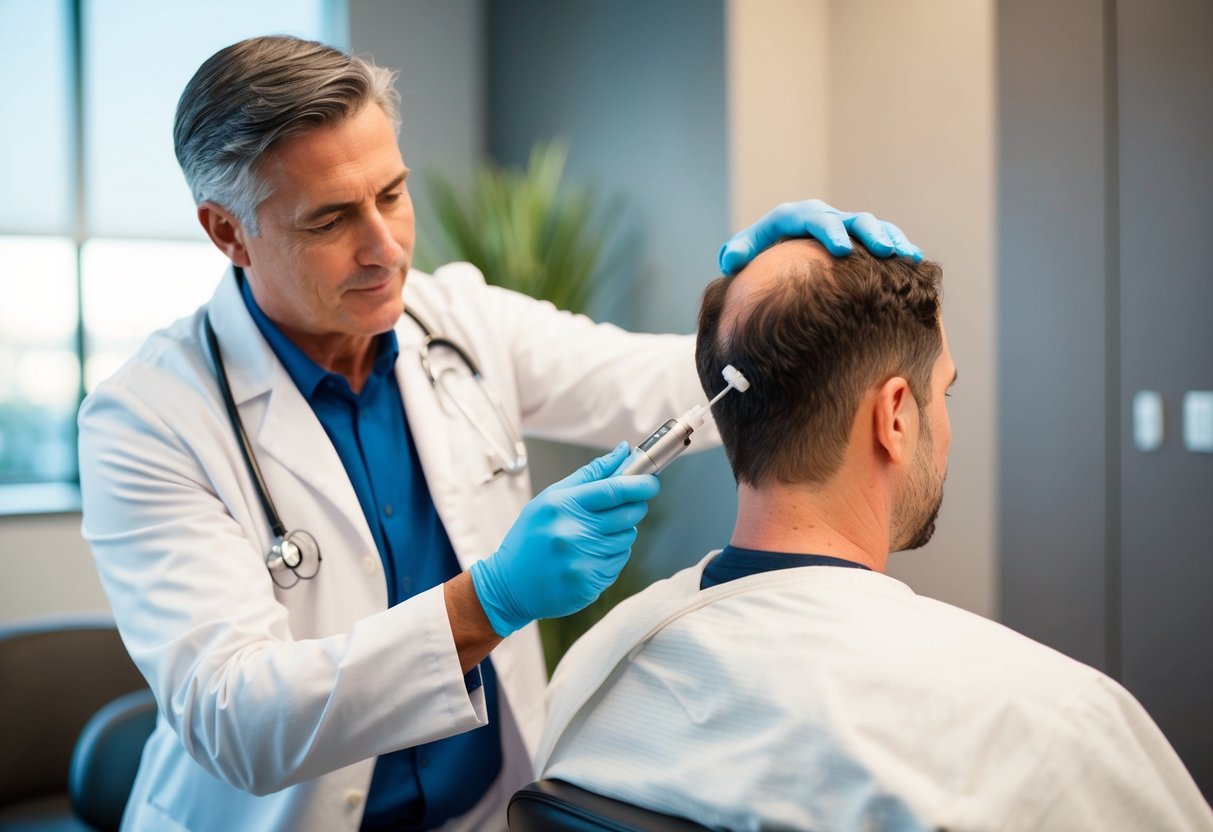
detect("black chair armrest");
top-left (508, 779), bottom-right (712, 832)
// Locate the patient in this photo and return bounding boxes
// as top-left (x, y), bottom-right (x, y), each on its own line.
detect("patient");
top-left (534, 241), bottom-right (1212, 831)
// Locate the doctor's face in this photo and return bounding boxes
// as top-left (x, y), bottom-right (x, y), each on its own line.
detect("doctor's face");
top-left (237, 103), bottom-right (414, 350)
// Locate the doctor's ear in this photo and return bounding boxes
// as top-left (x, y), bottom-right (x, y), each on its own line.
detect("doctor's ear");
top-left (198, 202), bottom-right (252, 268)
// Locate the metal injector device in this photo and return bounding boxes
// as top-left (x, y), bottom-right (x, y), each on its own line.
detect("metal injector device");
top-left (617, 364), bottom-right (751, 476)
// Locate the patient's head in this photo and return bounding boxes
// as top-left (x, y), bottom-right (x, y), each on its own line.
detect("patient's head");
top-left (696, 240), bottom-right (949, 550)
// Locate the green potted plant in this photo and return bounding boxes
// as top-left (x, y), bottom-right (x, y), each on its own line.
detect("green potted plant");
top-left (416, 140), bottom-right (622, 314)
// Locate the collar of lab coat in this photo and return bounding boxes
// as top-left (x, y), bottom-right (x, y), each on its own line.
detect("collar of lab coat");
top-left (204, 266), bottom-right (279, 408)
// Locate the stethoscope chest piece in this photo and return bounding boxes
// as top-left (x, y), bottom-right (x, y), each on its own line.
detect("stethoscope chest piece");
top-left (266, 529), bottom-right (321, 588)
top-left (269, 537), bottom-right (302, 571)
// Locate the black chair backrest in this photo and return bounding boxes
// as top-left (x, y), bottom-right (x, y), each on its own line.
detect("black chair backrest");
top-left (68, 688), bottom-right (158, 832)
top-left (0, 614), bottom-right (146, 808)
top-left (508, 780), bottom-right (712, 832)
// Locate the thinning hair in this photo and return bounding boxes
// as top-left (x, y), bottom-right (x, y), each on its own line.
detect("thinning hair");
top-left (173, 35), bottom-right (400, 235)
top-left (696, 243), bottom-right (943, 487)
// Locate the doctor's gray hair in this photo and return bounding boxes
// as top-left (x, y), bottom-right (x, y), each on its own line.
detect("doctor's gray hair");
top-left (173, 35), bottom-right (400, 235)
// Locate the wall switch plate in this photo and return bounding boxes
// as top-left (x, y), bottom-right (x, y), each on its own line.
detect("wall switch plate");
top-left (1183, 391), bottom-right (1213, 453)
top-left (1133, 390), bottom-right (1165, 452)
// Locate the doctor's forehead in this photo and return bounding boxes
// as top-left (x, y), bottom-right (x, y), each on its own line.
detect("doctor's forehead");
top-left (720, 240), bottom-right (833, 335)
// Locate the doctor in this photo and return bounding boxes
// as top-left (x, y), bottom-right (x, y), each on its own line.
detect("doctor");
top-left (77, 35), bottom-right (919, 831)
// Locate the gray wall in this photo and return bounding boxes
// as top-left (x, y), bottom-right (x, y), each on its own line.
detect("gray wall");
top-left (999, 0), bottom-right (1213, 795)
top-left (348, 0), bottom-right (486, 247)
top-left (486, 0), bottom-right (736, 579)
top-left (0, 513), bottom-right (106, 621)
top-left (824, 0), bottom-right (996, 620)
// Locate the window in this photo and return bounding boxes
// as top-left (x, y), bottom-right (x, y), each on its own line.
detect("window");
top-left (0, 0), bottom-right (346, 512)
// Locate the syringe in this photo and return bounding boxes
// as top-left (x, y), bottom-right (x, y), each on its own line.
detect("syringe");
top-left (617, 365), bottom-right (751, 476)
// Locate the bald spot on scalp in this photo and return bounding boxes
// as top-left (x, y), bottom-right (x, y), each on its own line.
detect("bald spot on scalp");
top-left (717, 239), bottom-right (836, 347)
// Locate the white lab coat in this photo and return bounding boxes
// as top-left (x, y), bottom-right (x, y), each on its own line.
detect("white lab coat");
top-left (77, 263), bottom-right (713, 832)
top-left (538, 554), bottom-right (1213, 832)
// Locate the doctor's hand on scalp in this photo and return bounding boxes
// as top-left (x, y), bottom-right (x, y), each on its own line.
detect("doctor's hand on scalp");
top-left (469, 442), bottom-right (659, 638)
top-left (717, 198), bottom-right (923, 276)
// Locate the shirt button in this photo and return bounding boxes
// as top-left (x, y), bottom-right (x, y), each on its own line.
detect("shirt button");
top-left (383, 503), bottom-right (394, 517)
top-left (401, 576), bottom-right (413, 593)
top-left (344, 789), bottom-right (364, 808)
top-left (418, 755), bottom-right (428, 769)
top-left (362, 556), bottom-right (377, 575)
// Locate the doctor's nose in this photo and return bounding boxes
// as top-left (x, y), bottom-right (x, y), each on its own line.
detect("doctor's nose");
top-left (356, 210), bottom-right (407, 270)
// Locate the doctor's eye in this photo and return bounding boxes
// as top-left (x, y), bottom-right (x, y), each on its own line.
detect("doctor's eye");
top-left (310, 216), bottom-right (344, 235)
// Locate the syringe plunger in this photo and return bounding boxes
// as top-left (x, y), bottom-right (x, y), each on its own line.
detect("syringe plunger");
top-left (617, 364), bottom-right (752, 476)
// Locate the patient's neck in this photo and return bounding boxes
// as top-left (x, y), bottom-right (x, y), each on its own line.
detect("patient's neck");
top-left (730, 481), bottom-right (889, 573)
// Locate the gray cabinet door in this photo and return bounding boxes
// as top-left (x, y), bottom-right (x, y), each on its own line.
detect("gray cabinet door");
top-left (1117, 0), bottom-right (1213, 798)
top-left (999, 0), bottom-right (1213, 799)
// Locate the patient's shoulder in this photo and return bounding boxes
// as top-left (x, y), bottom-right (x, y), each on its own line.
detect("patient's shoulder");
top-left (551, 555), bottom-right (713, 679)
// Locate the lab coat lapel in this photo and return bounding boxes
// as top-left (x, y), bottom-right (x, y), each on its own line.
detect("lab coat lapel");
top-left (393, 306), bottom-right (464, 561)
top-left (204, 268), bottom-right (377, 556)
top-left (394, 290), bottom-right (537, 748)
top-left (204, 268), bottom-right (275, 408)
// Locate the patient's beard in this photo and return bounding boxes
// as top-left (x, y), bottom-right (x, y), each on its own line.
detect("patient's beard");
top-left (892, 421), bottom-right (945, 552)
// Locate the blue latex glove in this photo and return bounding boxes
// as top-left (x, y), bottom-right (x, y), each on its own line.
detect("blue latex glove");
top-left (469, 442), bottom-right (659, 637)
top-left (718, 199), bottom-right (923, 276)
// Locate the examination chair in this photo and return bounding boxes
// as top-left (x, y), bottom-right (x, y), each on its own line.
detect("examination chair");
top-left (508, 780), bottom-right (712, 832)
top-left (0, 614), bottom-right (147, 831)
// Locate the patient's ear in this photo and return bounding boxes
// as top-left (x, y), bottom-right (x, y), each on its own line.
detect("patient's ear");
top-left (874, 377), bottom-right (916, 466)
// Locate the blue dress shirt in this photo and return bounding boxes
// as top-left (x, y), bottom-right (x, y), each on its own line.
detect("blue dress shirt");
top-left (701, 545), bottom-right (870, 590)
top-left (239, 276), bottom-right (501, 830)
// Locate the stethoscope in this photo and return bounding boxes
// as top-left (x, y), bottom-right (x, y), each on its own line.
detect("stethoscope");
top-left (205, 313), bottom-right (318, 589)
top-left (204, 296), bottom-right (527, 588)
top-left (403, 306), bottom-right (528, 483)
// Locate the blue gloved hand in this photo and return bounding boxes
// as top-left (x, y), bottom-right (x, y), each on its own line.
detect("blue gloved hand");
top-left (718, 199), bottom-right (923, 276)
top-left (469, 442), bottom-right (659, 637)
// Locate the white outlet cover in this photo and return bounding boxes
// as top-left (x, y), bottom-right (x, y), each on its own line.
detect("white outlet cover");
top-left (1183, 391), bottom-right (1213, 453)
top-left (1133, 390), bottom-right (1165, 452)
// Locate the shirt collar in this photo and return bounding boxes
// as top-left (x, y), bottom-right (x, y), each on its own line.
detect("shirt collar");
top-left (238, 268), bottom-right (400, 402)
